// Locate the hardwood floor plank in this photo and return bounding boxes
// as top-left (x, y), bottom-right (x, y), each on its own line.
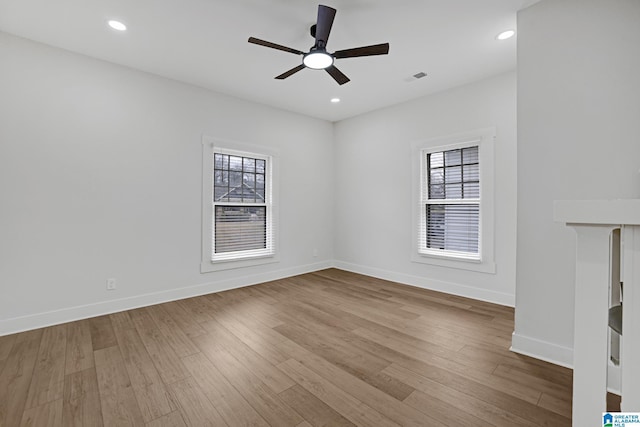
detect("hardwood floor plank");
top-left (278, 384), bottom-right (355, 427)
top-left (94, 346), bottom-right (145, 426)
top-left (274, 316), bottom-right (414, 401)
top-left (25, 324), bottom-right (67, 409)
top-left (160, 301), bottom-right (207, 338)
top-left (404, 390), bottom-right (495, 427)
top-left (277, 340), bottom-right (428, 427)
top-left (0, 334), bottom-right (42, 427)
top-left (14, 329), bottom-right (44, 344)
top-left (224, 309), bottom-right (290, 346)
top-left (19, 398), bottom-right (62, 427)
top-left (387, 360), bottom-right (567, 425)
top-left (493, 363), bottom-right (570, 399)
top-left (181, 352), bottom-right (269, 427)
top-left (198, 319), bottom-right (296, 394)
top-left (384, 363), bottom-right (536, 427)
top-left (538, 392), bottom-right (572, 419)
top-left (0, 333), bottom-right (17, 363)
top-left (88, 316), bottom-right (117, 351)
top-left (210, 312), bottom-right (289, 365)
top-left (145, 305), bottom-right (200, 358)
top-left (65, 320), bottom-right (94, 375)
top-left (277, 358), bottom-right (402, 427)
top-left (129, 308), bottom-right (189, 385)
top-left (167, 376), bottom-right (227, 426)
top-left (395, 352), bottom-right (543, 406)
top-left (175, 298), bottom-right (215, 324)
top-left (112, 325), bottom-right (175, 422)
top-left (192, 333), bottom-right (303, 426)
top-left (62, 368), bottom-right (103, 427)
top-left (109, 311), bottom-right (135, 332)
top-left (145, 411), bottom-right (187, 427)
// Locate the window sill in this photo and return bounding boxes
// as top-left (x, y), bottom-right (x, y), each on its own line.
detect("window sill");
top-left (201, 254), bottom-right (279, 273)
top-left (411, 252), bottom-right (496, 274)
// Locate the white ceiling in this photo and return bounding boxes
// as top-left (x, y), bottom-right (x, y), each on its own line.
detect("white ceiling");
top-left (0, 0), bottom-right (537, 122)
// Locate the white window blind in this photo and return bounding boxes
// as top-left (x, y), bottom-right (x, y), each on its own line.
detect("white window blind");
top-left (420, 144), bottom-right (480, 259)
top-left (211, 150), bottom-right (274, 262)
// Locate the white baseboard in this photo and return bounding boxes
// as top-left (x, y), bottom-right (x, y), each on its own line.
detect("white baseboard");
top-left (333, 260), bottom-right (515, 307)
top-left (510, 331), bottom-right (574, 368)
top-left (0, 260), bottom-right (333, 336)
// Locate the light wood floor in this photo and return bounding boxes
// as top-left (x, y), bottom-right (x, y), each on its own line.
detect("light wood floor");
top-left (0, 269), bottom-right (601, 426)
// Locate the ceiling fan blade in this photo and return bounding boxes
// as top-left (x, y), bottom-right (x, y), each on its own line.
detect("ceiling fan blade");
top-left (334, 43), bottom-right (390, 59)
top-left (248, 37), bottom-right (304, 55)
top-left (275, 64), bottom-right (306, 80)
top-left (315, 5), bottom-right (336, 47)
top-left (325, 65), bottom-right (350, 85)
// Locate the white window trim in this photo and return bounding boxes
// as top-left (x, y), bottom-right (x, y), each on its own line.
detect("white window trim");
top-left (201, 135), bottom-right (279, 273)
top-left (411, 128), bottom-right (496, 274)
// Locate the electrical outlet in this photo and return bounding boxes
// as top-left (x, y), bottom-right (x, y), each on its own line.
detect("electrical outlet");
top-left (106, 278), bottom-right (117, 290)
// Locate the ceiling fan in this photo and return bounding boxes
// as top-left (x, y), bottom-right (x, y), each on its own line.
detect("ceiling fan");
top-left (248, 4), bottom-right (390, 85)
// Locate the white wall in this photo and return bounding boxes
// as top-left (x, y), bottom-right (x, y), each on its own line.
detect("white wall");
top-left (0, 32), bottom-right (334, 334)
top-left (333, 72), bottom-right (518, 305)
top-left (514, 0), bottom-right (640, 366)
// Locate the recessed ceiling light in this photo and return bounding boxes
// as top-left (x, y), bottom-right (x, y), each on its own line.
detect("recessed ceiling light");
top-left (330, 98), bottom-right (340, 103)
top-left (496, 29), bottom-right (515, 40)
top-left (108, 20), bottom-right (127, 31)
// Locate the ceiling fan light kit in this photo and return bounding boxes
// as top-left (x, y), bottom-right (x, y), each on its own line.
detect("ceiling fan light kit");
top-left (248, 4), bottom-right (390, 85)
top-left (303, 50), bottom-right (333, 70)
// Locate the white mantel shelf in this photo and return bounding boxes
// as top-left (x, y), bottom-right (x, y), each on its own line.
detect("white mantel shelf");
top-left (555, 199), bottom-right (640, 225)
top-left (554, 199), bottom-right (640, 426)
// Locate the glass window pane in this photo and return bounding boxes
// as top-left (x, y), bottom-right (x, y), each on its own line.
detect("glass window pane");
top-left (445, 166), bottom-right (462, 184)
top-left (222, 154), bottom-right (229, 169)
top-left (214, 153), bottom-right (223, 169)
top-left (463, 146), bottom-right (479, 164)
top-left (214, 170), bottom-right (229, 186)
top-left (429, 152), bottom-right (444, 169)
top-left (464, 163), bottom-right (479, 182)
top-left (230, 171), bottom-right (242, 187)
top-left (429, 184), bottom-right (445, 199)
top-left (243, 158), bottom-right (255, 173)
top-left (256, 189), bottom-right (265, 201)
top-left (214, 186), bottom-right (228, 202)
top-left (229, 156), bottom-right (243, 171)
top-left (426, 204), bottom-right (479, 254)
top-left (445, 183), bottom-right (462, 198)
top-left (256, 174), bottom-right (265, 189)
top-left (464, 182), bottom-right (480, 198)
top-left (243, 173), bottom-right (255, 189)
top-left (426, 205), bottom-right (445, 250)
top-left (256, 159), bottom-right (266, 174)
top-left (444, 149), bottom-right (462, 166)
top-left (429, 168), bottom-right (444, 185)
top-left (215, 206), bottom-right (266, 253)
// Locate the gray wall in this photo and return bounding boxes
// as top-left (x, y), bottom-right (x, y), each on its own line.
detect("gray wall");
top-left (333, 72), bottom-right (518, 305)
top-left (514, 0), bottom-right (640, 365)
top-left (0, 32), bottom-right (335, 334)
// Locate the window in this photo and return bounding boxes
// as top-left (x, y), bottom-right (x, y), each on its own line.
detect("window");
top-left (423, 146), bottom-right (480, 257)
top-left (412, 129), bottom-right (495, 273)
top-left (202, 137), bottom-right (278, 272)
